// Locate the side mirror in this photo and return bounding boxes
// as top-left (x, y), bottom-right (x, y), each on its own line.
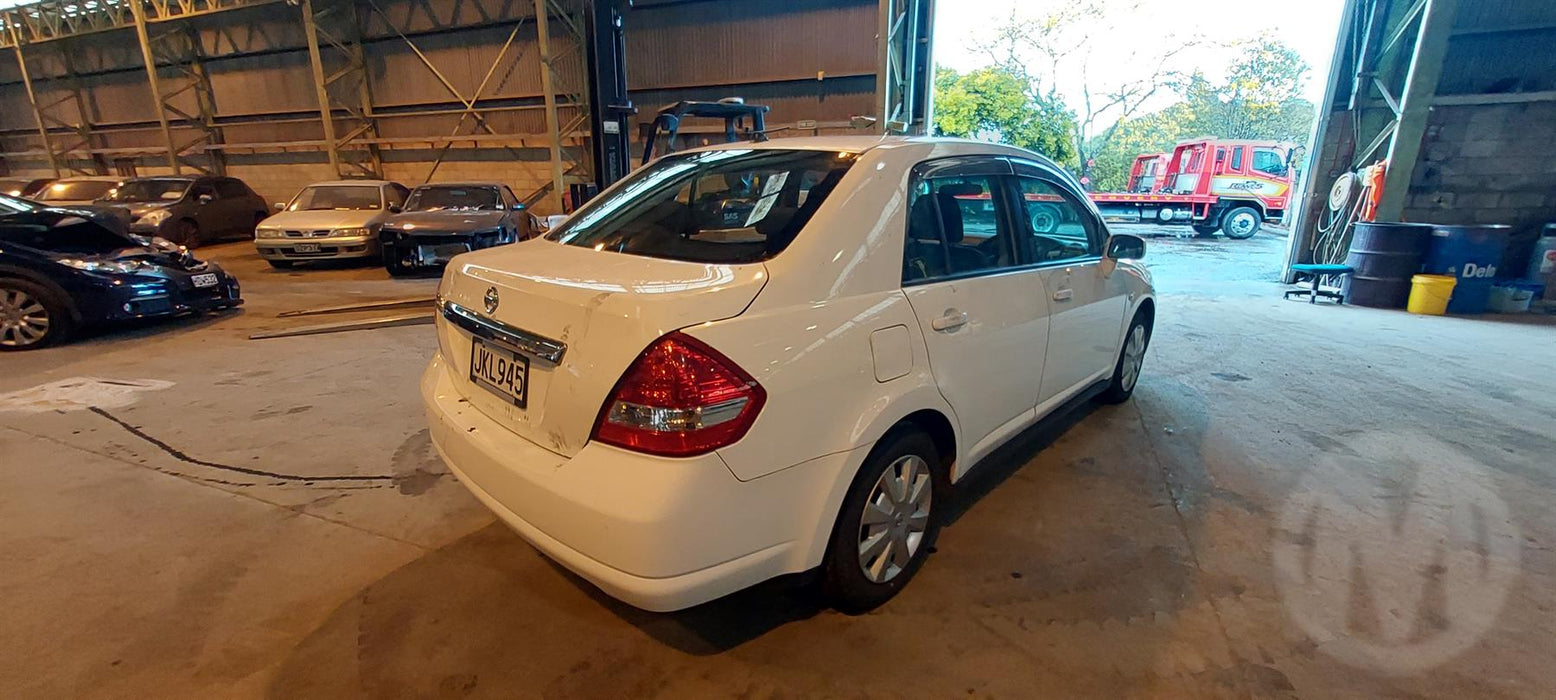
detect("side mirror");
top-left (273, 202), bottom-right (285, 211)
top-left (1105, 233), bottom-right (1146, 260)
top-left (197, 193), bottom-right (214, 205)
top-left (388, 204), bottom-right (403, 214)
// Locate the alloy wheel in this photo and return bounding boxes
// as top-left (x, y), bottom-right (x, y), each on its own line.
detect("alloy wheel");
top-left (1121, 324), bottom-right (1147, 392)
top-left (857, 454), bottom-right (933, 584)
top-left (0, 288), bottom-right (51, 348)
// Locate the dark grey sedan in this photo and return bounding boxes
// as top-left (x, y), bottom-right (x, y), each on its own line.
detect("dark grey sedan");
top-left (378, 182), bottom-right (538, 275)
top-left (99, 176), bottom-right (270, 248)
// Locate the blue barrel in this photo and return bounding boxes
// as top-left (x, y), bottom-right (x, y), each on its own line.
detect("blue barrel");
top-left (1341, 222), bottom-right (1434, 308)
top-left (1422, 225), bottom-right (1511, 314)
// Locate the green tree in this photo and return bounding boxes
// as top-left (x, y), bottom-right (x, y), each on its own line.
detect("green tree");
top-left (1178, 35), bottom-right (1315, 141)
top-left (1085, 35), bottom-right (1316, 192)
top-left (1088, 103), bottom-right (1195, 192)
top-left (975, 1), bottom-right (1198, 186)
top-left (932, 66), bottom-right (1078, 164)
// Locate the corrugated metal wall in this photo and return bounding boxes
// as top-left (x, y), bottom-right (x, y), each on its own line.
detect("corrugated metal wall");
top-left (1292, 0), bottom-right (1556, 276)
top-left (0, 0), bottom-right (880, 209)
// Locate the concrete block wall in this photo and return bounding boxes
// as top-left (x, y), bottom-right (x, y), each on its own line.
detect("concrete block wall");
top-left (1403, 102), bottom-right (1556, 275)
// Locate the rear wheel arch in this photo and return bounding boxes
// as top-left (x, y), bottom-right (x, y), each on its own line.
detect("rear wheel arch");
top-left (898, 409), bottom-right (956, 479)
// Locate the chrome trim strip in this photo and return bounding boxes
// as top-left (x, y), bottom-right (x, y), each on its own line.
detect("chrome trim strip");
top-left (439, 299), bottom-right (566, 364)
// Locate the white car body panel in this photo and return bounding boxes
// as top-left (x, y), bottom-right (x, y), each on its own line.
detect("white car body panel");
top-left (423, 136), bottom-right (1155, 611)
top-left (437, 241), bottom-right (767, 457)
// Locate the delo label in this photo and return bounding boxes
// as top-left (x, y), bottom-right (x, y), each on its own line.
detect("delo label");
top-left (1450, 262), bottom-right (1497, 279)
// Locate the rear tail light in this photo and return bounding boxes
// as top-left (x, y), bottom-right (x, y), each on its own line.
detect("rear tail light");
top-left (592, 332), bottom-right (765, 457)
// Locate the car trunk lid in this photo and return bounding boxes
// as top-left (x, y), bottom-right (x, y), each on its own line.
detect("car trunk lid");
top-left (436, 239), bottom-right (767, 457)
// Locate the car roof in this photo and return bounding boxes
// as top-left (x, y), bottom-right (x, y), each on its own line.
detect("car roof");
top-left (52, 175), bottom-right (125, 182)
top-left (680, 134), bottom-right (1057, 162)
top-left (675, 135), bottom-right (1074, 181)
top-left (414, 182), bottom-right (504, 188)
top-left (305, 180), bottom-right (395, 187)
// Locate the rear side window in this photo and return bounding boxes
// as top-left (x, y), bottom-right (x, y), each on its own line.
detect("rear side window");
top-left (548, 149), bottom-right (857, 264)
top-left (903, 175), bottom-right (1015, 283)
top-left (215, 179), bottom-right (248, 198)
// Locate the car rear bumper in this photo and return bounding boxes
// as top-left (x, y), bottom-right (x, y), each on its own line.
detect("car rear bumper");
top-left (256, 236), bottom-right (378, 261)
top-left (421, 353), bottom-right (852, 612)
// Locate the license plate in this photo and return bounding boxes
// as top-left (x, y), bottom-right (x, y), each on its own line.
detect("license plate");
top-left (191, 273), bottom-right (219, 288)
top-left (295, 243), bottom-right (321, 253)
top-left (470, 337), bottom-right (529, 408)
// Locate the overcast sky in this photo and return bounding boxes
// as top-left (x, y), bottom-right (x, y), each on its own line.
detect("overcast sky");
top-left (934, 0), bottom-right (1347, 126)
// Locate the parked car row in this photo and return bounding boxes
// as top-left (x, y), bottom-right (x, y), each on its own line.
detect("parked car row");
top-left (257, 180), bottom-right (539, 275)
top-left (1, 172), bottom-right (540, 276)
top-left (0, 193), bottom-right (241, 351)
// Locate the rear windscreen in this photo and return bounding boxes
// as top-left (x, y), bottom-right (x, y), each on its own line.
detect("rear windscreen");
top-left (37, 180), bottom-right (115, 202)
top-left (548, 149), bottom-right (857, 264)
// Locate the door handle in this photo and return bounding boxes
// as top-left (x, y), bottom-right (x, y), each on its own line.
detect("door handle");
top-left (931, 309), bottom-right (968, 332)
top-left (1053, 289), bottom-right (1074, 302)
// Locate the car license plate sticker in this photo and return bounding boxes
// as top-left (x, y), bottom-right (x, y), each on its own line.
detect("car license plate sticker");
top-left (470, 337), bottom-right (529, 408)
top-left (295, 243), bottom-right (321, 253)
top-left (191, 273), bottom-right (219, 288)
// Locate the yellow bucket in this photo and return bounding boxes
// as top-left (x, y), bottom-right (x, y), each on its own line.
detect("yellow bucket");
top-left (1407, 274), bottom-right (1457, 315)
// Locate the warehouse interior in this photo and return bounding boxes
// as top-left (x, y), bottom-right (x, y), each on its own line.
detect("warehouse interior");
top-left (2, 0), bottom-right (1555, 697)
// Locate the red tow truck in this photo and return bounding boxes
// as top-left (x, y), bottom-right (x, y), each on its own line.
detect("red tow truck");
top-left (1088, 137), bottom-right (1296, 239)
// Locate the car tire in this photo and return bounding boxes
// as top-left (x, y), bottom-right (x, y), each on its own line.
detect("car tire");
top-left (822, 427), bottom-right (945, 614)
top-left (1029, 202), bottom-right (1063, 234)
top-left (173, 219), bottom-right (202, 248)
top-left (267, 260), bottom-right (294, 269)
top-left (1191, 222), bottom-right (1220, 237)
top-left (384, 249), bottom-right (412, 277)
top-left (0, 278), bottom-right (74, 351)
top-left (1220, 206), bottom-right (1262, 240)
top-left (1101, 310), bottom-right (1153, 404)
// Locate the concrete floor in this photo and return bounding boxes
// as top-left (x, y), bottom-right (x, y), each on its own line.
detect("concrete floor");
top-left (3, 228), bottom-right (1554, 698)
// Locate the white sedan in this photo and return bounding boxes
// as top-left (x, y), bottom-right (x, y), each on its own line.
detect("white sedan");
top-left (422, 136), bottom-right (1155, 612)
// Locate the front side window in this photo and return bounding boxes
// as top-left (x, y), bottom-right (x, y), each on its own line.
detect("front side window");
top-left (549, 149), bottom-right (857, 264)
top-left (387, 184), bottom-right (410, 207)
top-left (37, 180), bottom-right (116, 202)
top-left (1252, 149), bottom-right (1287, 177)
top-left (1013, 177), bottom-right (1099, 264)
top-left (288, 185), bottom-right (384, 211)
top-left (103, 179), bottom-right (191, 203)
top-left (903, 174), bottom-right (1014, 283)
top-left (406, 186), bottom-right (502, 212)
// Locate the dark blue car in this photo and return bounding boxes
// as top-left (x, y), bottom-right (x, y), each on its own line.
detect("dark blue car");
top-left (0, 194), bottom-right (241, 350)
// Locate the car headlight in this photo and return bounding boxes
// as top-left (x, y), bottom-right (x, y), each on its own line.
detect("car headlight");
top-left (256, 227), bottom-right (282, 239)
top-left (58, 258), bottom-right (157, 275)
top-left (333, 227), bottom-right (371, 238)
top-left (138, 209), bottom-right (171, 226)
